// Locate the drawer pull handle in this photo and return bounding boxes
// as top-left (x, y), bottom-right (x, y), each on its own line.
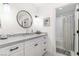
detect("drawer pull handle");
top-left (34, 44), bottom-right (38, 46)
top-left (10, 47), bottom-right (19, 51)
top-left (44, 48), bottom-right (46, 51)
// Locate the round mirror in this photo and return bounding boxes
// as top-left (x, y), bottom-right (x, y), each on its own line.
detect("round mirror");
top-left (17, 10), bottom-right (33, 28)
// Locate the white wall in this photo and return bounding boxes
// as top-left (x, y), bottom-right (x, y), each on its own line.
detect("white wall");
top-left (56, 16), bottom-right (64, 48)
top-left (0, 3), bottom-right (37, 35)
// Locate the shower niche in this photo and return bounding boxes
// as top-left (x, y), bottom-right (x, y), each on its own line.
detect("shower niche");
top-left (56, 4), bottom-right (76, 56)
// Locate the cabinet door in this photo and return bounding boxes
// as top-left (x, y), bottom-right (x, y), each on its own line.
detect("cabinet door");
top-left (25, 35), bottom-right (48, 56)
top-left (25, 39), bottom-right (40, 56)
top-left (25, 40), bottom-right (36, 56)
top-left (30, 42), bottom-right (42, 56)
top-left (33, 43), bottom-right (43, 56)
top-left (25, 45), bottom-right (36, 56)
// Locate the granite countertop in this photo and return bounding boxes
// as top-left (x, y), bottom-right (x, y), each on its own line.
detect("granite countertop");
top-left (0, 33), bottom-right (47, 48)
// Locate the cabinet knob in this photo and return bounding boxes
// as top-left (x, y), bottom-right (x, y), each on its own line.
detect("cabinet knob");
top-left (77, 30), bottom-right (79, 33)
top-left (44, 48), bottom-right (46, 51)
top-left (34, 44), bottom-right (38, 46)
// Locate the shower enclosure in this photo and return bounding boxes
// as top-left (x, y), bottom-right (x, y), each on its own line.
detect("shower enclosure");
top-left (56, 4), bottom-right (77, 56)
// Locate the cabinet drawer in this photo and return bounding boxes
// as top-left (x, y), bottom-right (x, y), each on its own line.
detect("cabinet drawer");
top-left (25, 36), bottom-right (47, 46)
top-left (25, 41), bottom-right (42, 56)
top-left (25, 35), bottom-right (48, 48)
top-left (25, 38), bottom-right (39, 47)
top-left (0, 42), bottom-right (24, 56)
top-left (8, 43), bottom-right (24, 55)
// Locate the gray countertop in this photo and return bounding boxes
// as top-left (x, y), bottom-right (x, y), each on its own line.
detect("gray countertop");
top-left (0, 33), bottom-right (47, 48)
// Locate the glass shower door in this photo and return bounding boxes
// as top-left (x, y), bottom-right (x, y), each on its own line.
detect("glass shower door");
top-left (63, 14), bottom-right (75, 51)
top-left (56, 14), bottom-right (75, 56)
top-left (56, 4), bottom-right (76, 56)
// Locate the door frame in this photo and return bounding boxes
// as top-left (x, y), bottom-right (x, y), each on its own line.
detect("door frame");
top-left (75, 3), bottom-right (79, 56)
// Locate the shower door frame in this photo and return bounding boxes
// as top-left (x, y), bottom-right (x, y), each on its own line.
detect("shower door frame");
top-left (75, 4), bottom-right (79, 56)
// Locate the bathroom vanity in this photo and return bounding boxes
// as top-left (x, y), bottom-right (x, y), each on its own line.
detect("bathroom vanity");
top-left (0, 33), bottom-right (48, 56)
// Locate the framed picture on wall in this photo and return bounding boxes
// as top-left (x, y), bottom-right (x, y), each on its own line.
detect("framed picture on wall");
top-left (43, 17), bottom-right (50, 26)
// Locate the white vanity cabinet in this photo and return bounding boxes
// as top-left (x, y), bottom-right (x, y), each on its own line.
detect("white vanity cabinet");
top-left (0, 34), bottom-right (48, 56)
top-left (25, 36), bottom-right (48, 56)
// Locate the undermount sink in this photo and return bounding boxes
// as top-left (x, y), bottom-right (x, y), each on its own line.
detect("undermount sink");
top-left (0, 35), bottom-right (8, 40)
